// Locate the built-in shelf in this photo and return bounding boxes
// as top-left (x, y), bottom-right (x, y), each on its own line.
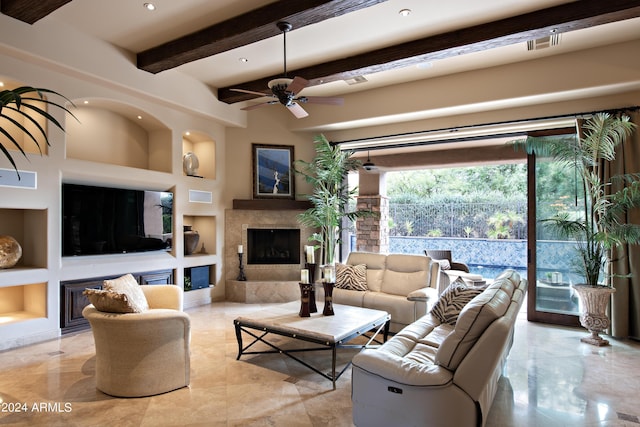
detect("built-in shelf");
top-left (182, 131), bottom-right (216, 179)
top-left (65, 106), bottom-right (172, 173)
top-left (183, 215), bottom-right (216, 256)
top-left (0, 208), bottom-right (47, 270)
top-left (0, 283), bottom-right (47, 324)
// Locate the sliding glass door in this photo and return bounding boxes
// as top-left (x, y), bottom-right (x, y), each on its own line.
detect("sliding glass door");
top-left (527, 136), bottom-right (580, 326)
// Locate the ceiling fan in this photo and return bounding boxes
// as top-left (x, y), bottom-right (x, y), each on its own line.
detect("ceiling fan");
top-left (231, 21), bottom-right (343, 118)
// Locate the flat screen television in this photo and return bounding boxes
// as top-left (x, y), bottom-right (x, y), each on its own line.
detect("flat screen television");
top-left (62, 183), bottom-right (173, 256)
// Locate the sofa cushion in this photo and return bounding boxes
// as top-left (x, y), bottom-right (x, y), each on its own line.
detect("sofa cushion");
top-left (346, 252), bottom-right (386, 292)
top-left (435, 283), bottom-right (512, 370)
top-left (380, 254), bottom-right (430, 296)
top-left (103, 273), bottom-right (149, 313)
top-left (335, 263), bottom-right (367, 291)
top-left (332, 287), bottom-right (365, 307)
top-left (83, 288), bottom-right (137, 313)
top-left (430, 277), bottom-right (483, 326)
top-left (362, 291), bottom-right (418, 327)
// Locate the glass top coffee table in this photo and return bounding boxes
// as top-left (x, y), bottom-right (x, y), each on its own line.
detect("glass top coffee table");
top-left (234, 302), bottom-right (390, 389)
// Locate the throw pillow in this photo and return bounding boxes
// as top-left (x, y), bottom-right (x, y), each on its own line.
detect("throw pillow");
top-left (433, 259), bottom-right (451, 270)
top-left (83, 288), bottom-right (137, 313)
top-left (102, 273), bottom-right (149, 313)
top-left (335, 263), bottom-right (368, 291)
top-left (430, 276), bottom-right (483, 325)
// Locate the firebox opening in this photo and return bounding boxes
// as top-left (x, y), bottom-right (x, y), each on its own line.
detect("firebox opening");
top-left (247, 228), bottom-right (301, 265)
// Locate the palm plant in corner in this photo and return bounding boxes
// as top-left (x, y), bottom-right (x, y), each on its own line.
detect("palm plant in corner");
top-left (515, 112), bottom-right (640, 346)
top-left (294, 134), bottom-right (373, 273)
top-left (0, 86), bottom-right (75, 177)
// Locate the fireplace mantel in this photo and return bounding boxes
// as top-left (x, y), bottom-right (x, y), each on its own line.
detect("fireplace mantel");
top-left (233, 199), bottom-right (312, 210)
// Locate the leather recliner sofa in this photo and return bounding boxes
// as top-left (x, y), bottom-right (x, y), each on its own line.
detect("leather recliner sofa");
top-left (333, 252), bottom-right (441, 333)
top-left (351, 269), bottom-right (526, 427)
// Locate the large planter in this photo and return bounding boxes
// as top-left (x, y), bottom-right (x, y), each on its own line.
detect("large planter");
top-left (572, 284), bottom-right (616, 346)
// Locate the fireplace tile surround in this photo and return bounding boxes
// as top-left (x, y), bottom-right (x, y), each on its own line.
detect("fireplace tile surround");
top-left (224, 207), bottom-right (315, 303)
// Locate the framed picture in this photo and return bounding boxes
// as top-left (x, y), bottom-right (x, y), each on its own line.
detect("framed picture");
top-left (252, 143), bottom-right (295, 199)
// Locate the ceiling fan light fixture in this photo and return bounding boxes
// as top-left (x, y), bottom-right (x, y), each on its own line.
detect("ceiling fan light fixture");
top-left (363, 151), bottom-right (377, 171)
top-left (268, 78), bottom-right (293, 90)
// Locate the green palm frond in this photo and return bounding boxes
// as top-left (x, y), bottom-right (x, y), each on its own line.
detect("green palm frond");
top-left (294, 134), bottom-right (376, 264)
top-left (0, 86), bottom-right (76, 177)
top-left (513, 112), bottom-right (638, 287)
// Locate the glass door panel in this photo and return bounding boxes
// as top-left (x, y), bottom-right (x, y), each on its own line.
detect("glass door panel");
top-left (528, 136), bottom-right (581, 326)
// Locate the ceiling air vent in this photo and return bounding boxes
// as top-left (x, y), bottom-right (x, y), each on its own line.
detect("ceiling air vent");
top-left (527, 33), bottom-right (561, 51)
top-left (345, 75), bottom-right (368, 85)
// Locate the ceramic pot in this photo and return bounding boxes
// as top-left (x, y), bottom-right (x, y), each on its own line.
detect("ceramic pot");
top-left (0, 235), bottom-right (22, 268)
top-left (183, 225), bottom-right (199, 255)
top-left (572, 284), bottom-right (616, 346)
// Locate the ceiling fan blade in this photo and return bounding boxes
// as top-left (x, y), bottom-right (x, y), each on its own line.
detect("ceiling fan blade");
top-left (241, 101), bottom-right (278, 111)
top-left (286, 76), bottom-right (309, 95)
top-left (299, 96), bottom-right (344, 105)
top-left (230, 88), bottom-right (272, 97)
top-left (286, 102), bottom-right (308, 118)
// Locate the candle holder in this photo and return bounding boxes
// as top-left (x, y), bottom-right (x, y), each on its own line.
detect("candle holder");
top-left (323, 282), bottom-right (335, 316)
top-left (299, 282), bottom-right (313, 317)
top-left (237, 253), bottom-right (246, 281)
top-left (305, 263), bottom-right (317, 313)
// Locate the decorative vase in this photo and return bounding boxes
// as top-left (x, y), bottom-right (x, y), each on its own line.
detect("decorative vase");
top-left (183, 151), bottom-right (199, 176)
top-left (183, 225), bottom-right (199, 255)
top-left (0, 235), bottom-right (22, 269)
top-left (572, 284), bottom-right (616, 346)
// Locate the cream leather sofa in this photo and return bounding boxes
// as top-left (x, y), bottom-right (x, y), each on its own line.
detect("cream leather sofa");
top-left (83, 285), bottom-right (191, 397)
top-left (333, 252), bottom-right (440, 333)
top-left (351, 269), bottom-right (526, 427)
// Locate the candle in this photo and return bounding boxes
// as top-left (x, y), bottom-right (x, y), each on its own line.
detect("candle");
top-left (324, 267), bottom-right (334, 283)
top-left (306, 246), bottom-right (314, 264)
top-left (237, 245), bottom-right (243, 254)
top-left (301, 269), bottom-right (309, 284)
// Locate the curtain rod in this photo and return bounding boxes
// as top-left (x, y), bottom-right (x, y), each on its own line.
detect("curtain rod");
top-left (332, 105), bottom-right (640, 152)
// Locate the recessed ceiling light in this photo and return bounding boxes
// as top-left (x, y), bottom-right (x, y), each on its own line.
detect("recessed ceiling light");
top-left (185, 131), bottom-right (191, 136)
top-left (399, 9), bottom-right (411, 17)
top-left (143, 3), bottom-right (156, 11)
top-left (83, 100), bottom-right (89, 104)
top-left (239, 57), bottom-right (248, 63)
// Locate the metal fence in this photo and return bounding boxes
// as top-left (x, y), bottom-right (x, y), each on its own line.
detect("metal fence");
top-left (388, 202), bottom-right (528, 239)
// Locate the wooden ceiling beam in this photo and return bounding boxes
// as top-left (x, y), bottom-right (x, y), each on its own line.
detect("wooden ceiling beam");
top-left (1, 0), bottom-right (72, 24)
top-left (218, 0), bottom-right (640, 104)
top-left (137, 0), bottom-right (388, 74)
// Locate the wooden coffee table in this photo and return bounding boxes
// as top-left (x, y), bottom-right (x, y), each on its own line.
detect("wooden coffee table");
top-left (234, 302), bottom-right (390, 389)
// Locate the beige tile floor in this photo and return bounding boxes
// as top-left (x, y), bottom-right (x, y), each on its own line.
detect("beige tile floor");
top-left (1, 301), bottom-right (639, 426)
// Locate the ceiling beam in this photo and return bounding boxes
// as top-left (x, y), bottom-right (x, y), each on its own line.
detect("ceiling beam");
top-left (137, 0), bottom-right (388, 74)
top-left (218, 0), bottom-right (640, 104)
top-left (0, 0), bottom-right (72, 24)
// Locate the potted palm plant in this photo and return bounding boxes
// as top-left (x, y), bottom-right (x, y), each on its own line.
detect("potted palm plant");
top-left (1, 86), bottom-right (74, 176)
top-left (515, 112), bottom-right (640, 345)
top-left (294, 134), bottom-right (372, 274)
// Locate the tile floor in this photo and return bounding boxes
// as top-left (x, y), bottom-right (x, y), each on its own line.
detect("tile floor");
top-left (0, 302), bottom-right (639, 426)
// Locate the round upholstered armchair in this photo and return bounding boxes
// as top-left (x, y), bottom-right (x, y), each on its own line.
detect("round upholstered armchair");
top-left (82, 279), bottom-right (191, 397)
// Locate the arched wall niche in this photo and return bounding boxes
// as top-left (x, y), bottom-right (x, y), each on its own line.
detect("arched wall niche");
top-left (182, 129), bottom-right (216, 180)
top-left (65, 97), bottom-right (172, 173)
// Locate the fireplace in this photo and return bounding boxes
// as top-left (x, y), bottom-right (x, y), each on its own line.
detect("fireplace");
top-left (247, 228), bottom-right (300, 265)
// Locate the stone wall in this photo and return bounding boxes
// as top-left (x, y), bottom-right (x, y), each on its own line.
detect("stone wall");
top-left (355, 195), bottom-right (389, 253)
